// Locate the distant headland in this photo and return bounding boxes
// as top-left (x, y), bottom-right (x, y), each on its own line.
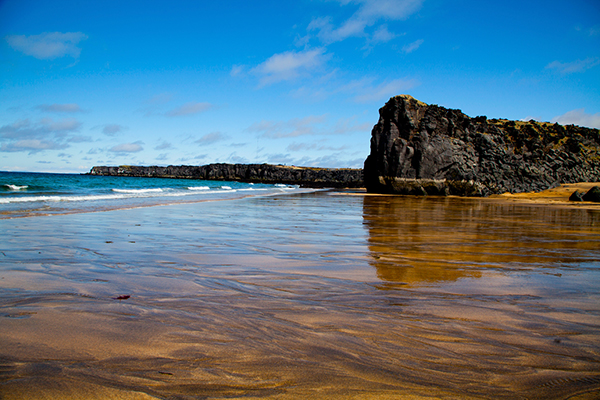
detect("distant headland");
top-left (89, 95), bottom-right (600, 196)
top-left (87, 163), bottom-right (364, 188)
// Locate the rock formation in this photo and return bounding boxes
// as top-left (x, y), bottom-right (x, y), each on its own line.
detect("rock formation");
top-left (88, 163), bottom-right (363, 188)
top-left (364, 95), bottom-right (600, 196)
top-left (570, 186), bottom-right (600, 202)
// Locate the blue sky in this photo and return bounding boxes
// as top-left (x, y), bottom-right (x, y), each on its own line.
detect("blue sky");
top-left (1, 0), bottom-right (599, 173)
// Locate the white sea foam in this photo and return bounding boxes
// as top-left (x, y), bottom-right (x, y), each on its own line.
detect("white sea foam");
top-left (275, 184), bottom-right (299, 190)
top-left (5, 184), bottom-right (28, 190)
top-left (112, 188), bottom-right (163, 194)
top-left (210, 189), bottom-right (237, 194)
top-left (188, 186), bottom-right (210, 190)
top-left (0, 194), bottom-right (128, 204)
top-left (221, 186), bottom-right (232, 190)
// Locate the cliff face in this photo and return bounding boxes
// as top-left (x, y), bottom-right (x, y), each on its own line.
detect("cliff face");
top-left (88, 163), bottom-right (363, 188)
top-left (364, 95), bottom-right (600, 196)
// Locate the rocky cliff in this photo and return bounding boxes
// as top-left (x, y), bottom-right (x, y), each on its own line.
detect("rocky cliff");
top-left (364, 95), bottom-right (600, 196)
top-left (88, 163), bottom-right (363, 188)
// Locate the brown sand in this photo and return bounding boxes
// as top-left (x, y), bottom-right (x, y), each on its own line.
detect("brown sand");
top-left (489, 182), bottom-right (600, 207)
top-left (1, 189), bottom-right (599, 399)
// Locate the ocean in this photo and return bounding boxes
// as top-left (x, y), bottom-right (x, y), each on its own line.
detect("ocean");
top-left (1, 171), bottom-right (599, 399)
top-left (0, 171), bottom-right (313, 218)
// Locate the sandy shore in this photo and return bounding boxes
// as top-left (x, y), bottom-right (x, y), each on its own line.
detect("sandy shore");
top-left (340, 182), bottom-right (600, 209)
top-left (1, 190), bottom-right (599, 399)
top-left (489, 182), bottom-right (600, 207)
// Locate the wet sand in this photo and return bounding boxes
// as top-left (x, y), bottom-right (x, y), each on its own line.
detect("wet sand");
top-left (1, 188), bottom-right (599, 399)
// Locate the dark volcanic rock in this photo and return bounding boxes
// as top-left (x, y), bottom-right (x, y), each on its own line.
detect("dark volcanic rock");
top-left (364, 95), bottom-right (600, 196)
top-left (88, 163), bottom-right (363, 188)
top-left (569, 190), bottom-right (584, 202)
top-left (582, 186), bottom-right (600, 202)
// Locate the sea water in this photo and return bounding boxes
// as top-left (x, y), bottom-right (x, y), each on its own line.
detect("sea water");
top-left (0, 171), bottom-right (310, 218)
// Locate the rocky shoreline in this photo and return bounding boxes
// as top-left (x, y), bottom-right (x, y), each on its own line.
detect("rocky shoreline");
top-left (87, 163), bottom-right (364, 188)
top-left (364, 95), bottom-right (600, 196)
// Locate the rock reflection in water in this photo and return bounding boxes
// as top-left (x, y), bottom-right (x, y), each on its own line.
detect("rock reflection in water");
top-left (363, 195), bottom-right (600, 286)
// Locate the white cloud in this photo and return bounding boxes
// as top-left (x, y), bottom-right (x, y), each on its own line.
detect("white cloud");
top-left (5, 32), bottom-right (88, 59)
top-left (308, 0), bottom-right (423, 44)
top-left (166, 102), bottom-right (213, 117)
top-left (37, 103), bottom-right (83, 113)
top-left (253, 48), bottom-right (330, 86)
top-left (262, 152), bottom-right (364, 168)
top-left (291, 74), bottom-right (418, 104)
top-left (286, 142), bottom-right (318, 152)
top-left (227, 153), bottom-right (250, 164)
top-left (155, 141), bottom-right (172, 150)
top-left (402, 39), bottom-right (424, 54)
top-left (39, 117), bottom-right (82, 132)
top-left (102, 124), bottom-right (125, 136)
top-left (286, 141), bottom-right (350, 152)
top-left (147, 93), bottom-right (173, 105)
top-left (109, 141), bottom-right (144, 153)
top-left (68, 135), bottom-right (93, 143)
top-left (352, 78), bottom-right (419, 103)
top-left (194, 132), bottom-right (230, 145)
top-left (333, 117), bottom-right (373, 134)
top-left (230, 65), bottom-right (245, 77)
top-left (546, 57), bottom-right (600, 74)
top-left (0, 118), bottom-right (81, 140)
top-left (0, 139), bottom-right (69, 154)
top-left (371, 25), bottom-right (397, 44)
top-left (354, 0), bottom-right (424, 20)
top-left (247, 115), bottom-right (327, 138)
top-left (551, 109), bottom-right (600, 129)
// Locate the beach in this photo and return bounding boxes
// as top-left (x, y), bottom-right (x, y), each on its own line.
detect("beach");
top-left (1, 186), bottom-right (600, 399)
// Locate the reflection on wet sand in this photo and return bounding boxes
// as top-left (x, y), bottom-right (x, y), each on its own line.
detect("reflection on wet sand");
top-left (1, 192), bottom-right (599, 399)
top-left (363, 195), bottom-right (600, 286)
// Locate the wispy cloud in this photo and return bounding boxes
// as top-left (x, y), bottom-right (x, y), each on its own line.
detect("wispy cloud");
top-left (546, 57), bottom-right (600, 74)
top-left (247, 115), bottom-right (327, 138)
top-left (147, 93), bottom-right (173, 105)
top-left (291, 75), bottom-right (418, 104)
top-left (0, 118), bottom-right (81, 141)
top-left (307, 0), bottom-right (423, 45)
top-left (333, 116), bottom-right (373, 134)
top-left (552, 109), bottom-right (600, 129)
top-left (252, 48), bottom-right (330, 86)
top-left (5, 32), bottom-right (88, 59)
top-left (109, 141), bottom-right (144, 153)
top-left (165, 102), bottom-right (213, 117)
top-left (102, 124), bottom-right (126, 136)
top-left (37, 103), bottom-right (83, 113)
top-left (194, 132), bottom-right (230, 145)
top-left (230, 65), bottom-right (245, 77)
top-left (352, 78), bottom-right (418, 103)
top-left (0, 139), bottom-right (69, 154)
top-left (261, 152), bottom-right (364, 169)
top-left (371, 25), bottom-right (397, 44)
top-left (402, 39), bottom-right (424, 54)
top-left (286, 141), bottom-right (349, 152)
top-left (154, 141), bottom-right (172, 150)
top-left (68, 135), bottom-right (93, 143)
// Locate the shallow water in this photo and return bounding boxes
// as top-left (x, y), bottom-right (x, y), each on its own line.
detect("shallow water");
top-left (0, 192), bottom-right (599, 399)
top-left (0, 171), bottom-right (307, 218)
